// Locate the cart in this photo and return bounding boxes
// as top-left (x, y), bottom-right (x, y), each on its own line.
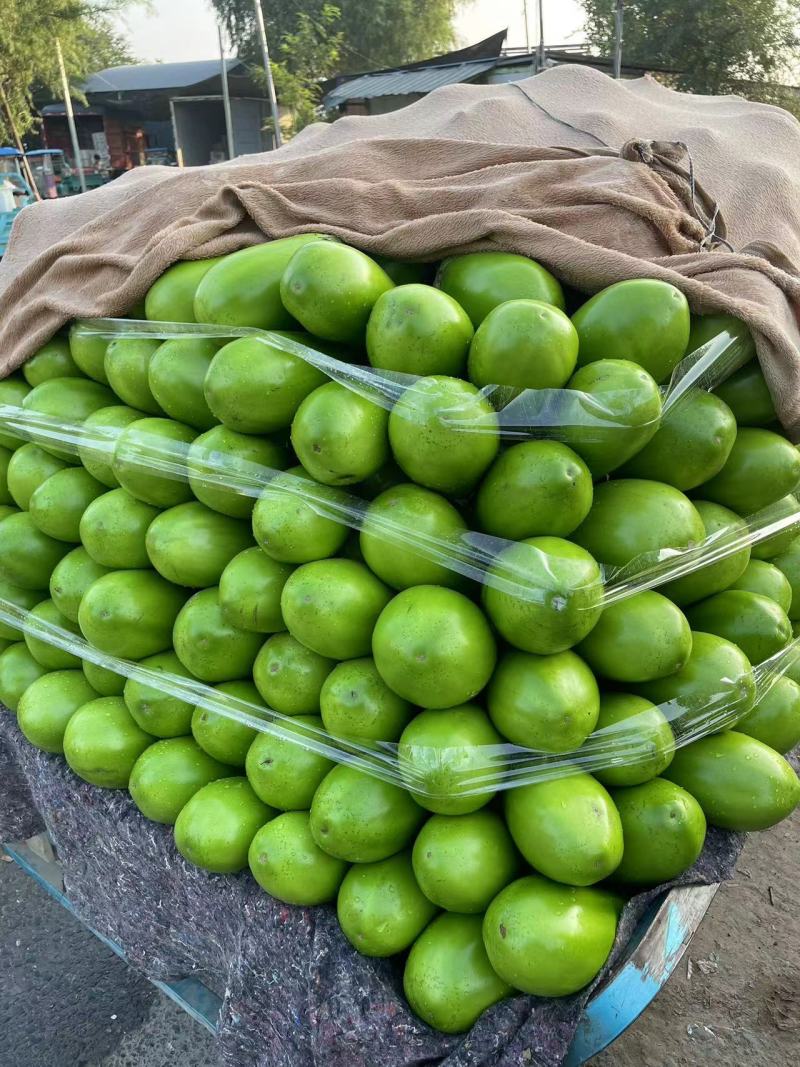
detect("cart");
top-left (0, 148), bottom-right (36, 257)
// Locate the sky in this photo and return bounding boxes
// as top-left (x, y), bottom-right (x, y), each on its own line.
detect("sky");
top-left (111, 1), bottom-right (586, 65)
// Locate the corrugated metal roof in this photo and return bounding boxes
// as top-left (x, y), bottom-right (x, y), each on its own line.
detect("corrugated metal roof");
top-left (84, 59), bottom-right (243, 94)
top-left (324, 59), bottom-right (497, 108)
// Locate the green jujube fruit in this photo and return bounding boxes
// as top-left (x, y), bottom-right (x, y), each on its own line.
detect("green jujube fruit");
top-left (144, 257), bottom-right (223, 323)
top-left (591, 693), bottom-right (675, 788)
top-left (572, 279), bottom-right (690, 382)
top-left (0, 643), bottom-right (47, 711)
top-left (50, 547), bottom-right (111, 622)
top-left (291, 381), bottom-right (389, 486)
top-left (77, 405), bottom-right (144, 488)
top-left (619, 389), bottom-right (737, 490)
top-left (280, 240), bottom-right (394, 343)
top-left (412, 810), bottom-right (518, 913)
top-left (0, 512), bottom-right (71, 589)
top-left (437, 252), bottom-right (565, 326)
top-left (252, 467), bottom-right (349, 563)
top-left (562, 359), bottom-right (663, 477)
top-left (699, 428), bottom-right (800, 515)
top-left (0, 375), bottom-right (31, 449)
top-left (482, 537), bottom-right (604, 655)
top-left (337, 851), bottom-right (438, 957)
top-left (187, 424), bottom-right (288, 518)
top-left (388, 375), bottom-right (499, 496)
top-left (194, 235), bottom-right (330, 329)
top-left (173, 587), bottom-right (263, 682)
top-left (736, 676), bottom-right (800, 754)
top-left (730, 559), bottom-right (793, 613)
top-left (0, 579), bottom-right (46, 640)
top-left (573, 479), bottom-right (706, 570)
top-left (63, 696), bottom-right (152, 788)
top-left (23, 599), bottom-right (82, 670)
top-left (204, 333), bottom-right (327, 433)
top-left (714, 361), bottom-right (775, 427)
top-left (112, 417), bottom-right (196, 508)
top-left (771, 537), bottom-right (800, 619)
top-left (0, 446), bottom-right (11, 506)
top-left (145, 501), bottom-right (253, 587)
top-left (147, 338), bottom-right (221, 430)
top-left (191, 680), bottom-right (268, 766)
top-left (468, 299), bottom-right (578, 391)
top-left (24, 336), bottom-right (82, 386)
top-left (252, 633), bottom-right (334, 715)
top-left (475, 441), bottom-right (593, 540)
top-left (219, 547), bottom-right (293, 633)
top-left (750, 495), bottom-right (800, 560)
top-left (483, 875), bottom-right (620, 997)
top-left (309, 765), bottom-right (424, 862)
top-left (79, 488), bottom-right (159, 569)
top-left (688, 313), bottom-right (756, 371)
top-left (6, 443), bottom-right (69, 509)
top-left (319, 657), bottom-right (413, 742)
top-left (610, 779), bottom-right (707, 885)
top-left (372, 586), bottom-right (496, 708)
top-left (22, 377), bottom-right (115, 459)
top-left (245, 714), bottom-right (333, 809)
top-left (174, 776), bottom-right (273, 873)
top-left (123, 650), bottom-right (196, 737)
top-left (128, 737), bottom-right (231, 824)
top-left (505, 773), bottom-right (624, 886)
top-left (104, 338), bottom-right (164, 414)
top-left (69, 322), bottom-right (109, 384)
top-left (577, 591), bottom-right (693, 682)
top-left (17, 670), bottom-right (98, 753)
top-left (367, 283), bottom-right (473, 377)
top-left (486, 648), bottom-right (600, 752)
top-left (663, 731), bottom-right (800, 830)
top-left (79, 570), bottom-right (187, 660)
top-left (248, 811), bottom-right (347, 905)
top-left (661, 500), bottom-right (750, 606)
top-left (29, 467), bottom-right (105, 542)
top-left (686, 590), bottom-right (792, 665)
top-left (82, 660), bottom-right (125, 696)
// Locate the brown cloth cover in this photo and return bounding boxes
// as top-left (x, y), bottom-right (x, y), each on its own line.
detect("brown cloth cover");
top-left (1, 65), bottom-right (800, 431)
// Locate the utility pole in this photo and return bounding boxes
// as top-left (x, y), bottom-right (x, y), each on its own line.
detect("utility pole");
top-left (218, 25), bottom-right (236, 159)
top-left (537, 0), bottom-right (545, 70)
top-left (55, 38), bottom-right (86, 193)
top-left (522, 1), bottom-right (530, 53)
top-left (613, 0), bottom-right (625, 80)
top-left (252, 0), bottom-right (282, 149)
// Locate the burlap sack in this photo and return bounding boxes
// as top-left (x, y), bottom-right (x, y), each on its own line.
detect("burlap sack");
top-left (2, 63), bottom-right (800, 432)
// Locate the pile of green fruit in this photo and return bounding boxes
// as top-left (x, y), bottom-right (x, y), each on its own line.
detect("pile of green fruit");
top-left (0, 234), bottom-right (799, 1035)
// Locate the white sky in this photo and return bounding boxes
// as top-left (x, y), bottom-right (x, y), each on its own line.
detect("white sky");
top-left (111, 1), bottom-right (586, 65)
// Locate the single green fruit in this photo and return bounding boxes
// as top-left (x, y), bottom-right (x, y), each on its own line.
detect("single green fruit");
top-left (191, 679), bottom-right (268, 766)
top-left (437, 252), bottom-right (565, 326)
top-left (22, 377), bottom-right (115, 459)
top-left (281, 559), bottom-right (391, 660)
top-left (82, 660), bottom-right (125, 696)
top-left (367, 283), bottom-right (473, 377)
top-left (23, 599), bottom-right (82, 669)
top-left (730, 559), bottom-right (793, 613)
top-left (248, 810), bottom-right (347, 905)
top-left (112, 417), bottom-right (196, 508)
top-left (591, 693), bottom-right (675, 788)
top-left (686, 590), bottom-right (792, 665)
top-left (373, 586), bottom-right (496, 708)
top-left (174, 776), bottom-right (273, 873)
top-left (219, 547), bottom-right (292, 633)
top-left (700, 428), bottom-right (800, 515)
top-left (0, 512), bottom-right (71, 589)
top-left (337, 851), bottom-right (438, 957)
top-left (405, 912), bottom-right (512, 1033)
top-left (252, 466), bottom-right (349, 563)
top-left (144, 257), bottom-right (223, 323)
top-left (661, 500), bottom-right (750, 606)
top-left (483, 536), bottom-right (604, 655)
top-left (388, 375), bottom-right (499, 495)
top-left (750, 495), bottom-right (800, 560)
top-left (188, 424), bottom-right (288, 518)
top-left (398, 705), bottom-right (502, 815)
top-left (578, 591), bottom-right (692, 682)
top-left (68, 323), bottom-right (109, 384)
top-left (468, 298), bottom-right (578, 392)
top-left (620, 389), bottom-right (736, 490)
top-left (483, 874), bottom-right (620, 996)
top-left (77, 405), bottom-right (144, 488)
top-left (29, 467), bottom-right (104, 542)
top-left (204, 333), bottom-right (327, 434)
top-left (173, 587), bottom-right (263, 682)
top-left (412, 810), bottom-right (518, 913)
top-left (736, 676), bottom-right (800, 754)
top-left (129, 736), bottom-right (231, 823)
top-left (487, 648), bottom-right (599, 752)
top-left (24, 336), bottom-right (82, 386)
top-left (79, 570), bottom-right (187, 659)
top-left (147, 338), bottom-right (221, 430)
top-left (360, 482), bottom-right (467, 590)
top-left (612, 778), bottom-right (707, 885)
top-left (310, 765), bottom-right (424, 862)
top-left (0, 643), bottom-right (47, 711)
top-left (319, 657), bottom-right (413, 742)
top-left (0, 579), bottom-right (46, 640)
top-left (280, 241), bottom-right (394, 343)
top-left (252, 632), bottom-right (334, 714)
top-left (104, 338), bottom-right (164, 414)
top-left (63, 696), bottom-right (152, 788)
top-left (245, 715), bottom-right (333, 809)
top-left (714, 361), bottom-right (775, 427)
top-left (688, 313), bottom-right (756, 374)
top-left (664, 731), bottom-right (800, 830)
top-left (17, 669), bottom-right (98, 753)
top-left (194, 235), bottom-right (329, 329)
top-left (505, 773), bottom-right (623, 885)
top-left (771, 537), bottom-right (800, 620)
top-left (145, 501), bottom-right (253, 587)
top-left (573, 479), bottom-right (706, 570)
top-left (79, 488), bottom-right (159, 569)
top-left (6, 443), bottom-right (69, 510)
top-left (291, 382), bottom-right (389, 487)
top-left (475, 441), bottom-right (592, 541)
top-left (572, 279), bottom-right (690, 382)
top-left (49, 547), bottom-right (110, 623)
top-left (0, 375), bottom-right (31, 449)
top-left (123, 650), bottom-right (196, 737)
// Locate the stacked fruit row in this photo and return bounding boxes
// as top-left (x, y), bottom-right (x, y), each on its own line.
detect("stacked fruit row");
top-left (0, 235), bottom-right (799, 1035)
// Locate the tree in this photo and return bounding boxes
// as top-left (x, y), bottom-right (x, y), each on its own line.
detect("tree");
top-left (269, 5), bottom-right (344, 137)
top-left (582, 0), bottom-right (800, 113)
top-left (0, 0), bottom-right (134, 143)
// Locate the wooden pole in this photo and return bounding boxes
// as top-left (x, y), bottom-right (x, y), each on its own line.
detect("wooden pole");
top-left (252, 0), bottom-right (282, 149)
top-left (55, 39), bottom-right (87, 193)
top-left (0, 82), bottom-right (42, 201)
top-left (218, 25), bottom-right (236, 159)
